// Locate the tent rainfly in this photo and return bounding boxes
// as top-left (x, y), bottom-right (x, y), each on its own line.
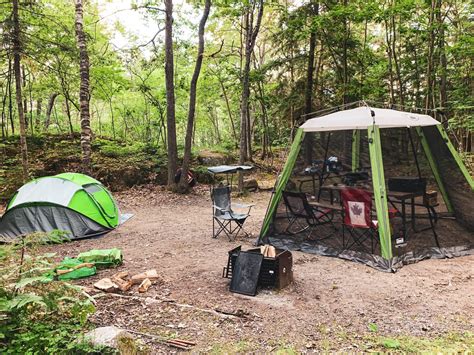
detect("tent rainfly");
top-left (0, 173), bottom-right (120, 241)
top-left (257, 104), bottom-right (474, 271)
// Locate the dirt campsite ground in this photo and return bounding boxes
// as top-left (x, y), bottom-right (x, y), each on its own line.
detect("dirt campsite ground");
top-left (42, 185), bottom-right (473, 352)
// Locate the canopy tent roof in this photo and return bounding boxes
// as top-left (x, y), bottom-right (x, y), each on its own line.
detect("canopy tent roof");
top-left (300, 106), bottom-right (440, 132)
top-left (207, 165), bottom-right (253, 175)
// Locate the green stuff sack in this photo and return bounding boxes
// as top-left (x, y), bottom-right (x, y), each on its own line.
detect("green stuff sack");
top-left (57, 257), bottom-right (97, 281)
top-left (77, 248), bottom-right (123, 269)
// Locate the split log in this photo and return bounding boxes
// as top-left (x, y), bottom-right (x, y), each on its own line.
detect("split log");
top-left (112, 277), bottom-right (133, 292)
top-left (94, 278), bottom-right (119, 293)
top-left (56, 262), bottom-right (95, 275)
top-left (138, 278), bottom-right (152, 293)
top-left (112, 271), bottom-right (129, 280)
top-left (131, 269), bottom-right (159, 285)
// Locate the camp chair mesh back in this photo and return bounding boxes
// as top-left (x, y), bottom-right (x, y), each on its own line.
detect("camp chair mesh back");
top-left (282, 191), bottom-right (335, 238)
top-left (340, 188), bottom-right (379, 253)
top-left (211, 186), bottom-right (252, 240)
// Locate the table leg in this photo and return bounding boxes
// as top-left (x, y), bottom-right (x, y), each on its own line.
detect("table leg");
top-left (401, 200), bottom-right (408, 240)
top-left (411, 197), bottom-right (416, 231)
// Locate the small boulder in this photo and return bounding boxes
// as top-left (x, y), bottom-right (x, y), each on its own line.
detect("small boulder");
top-left (243, 179), bottom-right (259, 192)
top-left (84, 326), bottom-right (134, 349)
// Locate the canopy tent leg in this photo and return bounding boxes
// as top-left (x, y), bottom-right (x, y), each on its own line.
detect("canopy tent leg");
top-left (415, 127), bottom-right (453, 213)
top-left (351, 130), bottom-right (361, 172)
top-left (368, 125), bottom-right (393, 259)
top-left (258, 128), bottom-right (305, 242)
top-left (437, 125), bottom-right (474, 190)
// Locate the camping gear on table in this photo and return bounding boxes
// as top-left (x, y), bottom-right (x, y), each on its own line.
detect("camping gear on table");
top-left (56, 257), bottom-right (97, 281)
top-left (211, 185), bottom-right (254, 240)
top-left (77, 248), bottom-right (123, 268)
top-left (0, 173), bottom-right (120, 241)
top-left (224, 245), bottom-right (293, 293)
top-left (343, 171), bottom-right (369, 186)
top-left (257, 102), bottom-right (474, 272)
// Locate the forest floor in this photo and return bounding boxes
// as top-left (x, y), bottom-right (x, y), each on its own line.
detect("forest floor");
top-left (40, 185), bottom-right (474, 353)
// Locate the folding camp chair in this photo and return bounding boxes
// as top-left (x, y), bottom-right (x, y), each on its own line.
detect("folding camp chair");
top-left (282, 191), bottom-right (337, 239)
top-left (211, 186), bottom-right (254, 240)
top-left (340, 188), bottom-right (382, 254)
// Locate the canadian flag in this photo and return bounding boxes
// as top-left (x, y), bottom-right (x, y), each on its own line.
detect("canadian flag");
top-left (348, 201), bottom-right (367, 227)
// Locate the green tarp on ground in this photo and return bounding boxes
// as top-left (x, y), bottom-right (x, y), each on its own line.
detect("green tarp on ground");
top-left (77, 248), bottom-right (123, 269)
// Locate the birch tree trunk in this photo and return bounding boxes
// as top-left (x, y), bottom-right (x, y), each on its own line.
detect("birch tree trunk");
top-left (12, 0), bottom-right (29, 181)
top-left (178, 0), bottom-right (211, 193)
top-left (74, 0), bottom-right (92, 173)
top-left (164, 0), bottom-right (178, 188)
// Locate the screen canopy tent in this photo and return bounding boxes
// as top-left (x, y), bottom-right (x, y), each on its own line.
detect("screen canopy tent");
top-left (0, 173), bottom-right (121, 241)
top-left (258, 104), bottom-right (474, 271)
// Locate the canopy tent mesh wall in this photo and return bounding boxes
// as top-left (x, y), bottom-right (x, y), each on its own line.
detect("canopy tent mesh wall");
top-left (258, 103), bottom-right (474, 271)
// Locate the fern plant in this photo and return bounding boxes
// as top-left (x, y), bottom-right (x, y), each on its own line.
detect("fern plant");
top-left (0, 232), bottom-right (101, 353)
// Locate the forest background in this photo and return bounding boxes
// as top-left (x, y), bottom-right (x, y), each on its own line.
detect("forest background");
top-left (0, 0), bottom-right (472, 196)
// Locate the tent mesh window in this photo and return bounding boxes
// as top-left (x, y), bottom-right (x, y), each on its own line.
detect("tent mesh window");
top-left (261, 126), bottom-right (473, 270)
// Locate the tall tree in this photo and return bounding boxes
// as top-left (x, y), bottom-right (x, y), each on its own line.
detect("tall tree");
top-left (12, 0), bottom-right (28, 181)
top-left (74, 0), bottom-right (92, 173)
top-left (178, 0), bottom-right (212, 192)
top-left (303, 1), bottom-right (318, 165)
top-left (164, 0), bottom-right (178, 188)
top-left (238, 0), bottom-right (264, 190)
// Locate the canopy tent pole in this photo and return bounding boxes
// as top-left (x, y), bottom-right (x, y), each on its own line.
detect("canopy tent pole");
top-left (408, 128), bottom-right (440, 247)
top-left (351, 130), bottom-right (361, 172)
top-left (368, 125), bottom-right (393, 259)
top-left (258, 128), bottom-right (305, 242)
top-left (416, 127), bottom-right (453, 212)
top-left (436, 125), bottom-right (474, 190)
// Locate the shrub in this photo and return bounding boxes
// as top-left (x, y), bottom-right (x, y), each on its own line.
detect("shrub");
top-left (0, 234), bottom-right (105, 354)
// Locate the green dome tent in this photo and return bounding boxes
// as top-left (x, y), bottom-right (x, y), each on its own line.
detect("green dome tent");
top-left (0, 173), bottom-right (120, 241)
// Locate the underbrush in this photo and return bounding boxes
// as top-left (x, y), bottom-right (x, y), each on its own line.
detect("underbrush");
top-left (0, 233), bottom-right (109, 354)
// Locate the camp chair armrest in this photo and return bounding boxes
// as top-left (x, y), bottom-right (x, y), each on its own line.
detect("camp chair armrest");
top-left (232, 203), bottom-right (255, 209)
top-left (212, 205), bottom-right (230, 212)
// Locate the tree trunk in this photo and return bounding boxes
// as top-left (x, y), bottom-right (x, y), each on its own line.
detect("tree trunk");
top-left (1, 73), bottom-right (9, 138)
top-left (303, 1), bottom-right (318, 165)
top-left (8, 57), bottom-right (14, 135)
top-left (238, 0), bottom-right (264, 191)
top-left (164, 0), bottom-right (178, 188)
top-left (22, 65), bottom-right (28, 131)
top-left (218, 76), bottom-right (238, 145)
top-left (35, 98), bottom-right (42, 130)
top-left (74, 0), bottom-right (92, 173)
top-left (425, 0), bottom-right (436, 110)
top-left (436, 1), bottom-right (447, 115)
top-left (12, 0), bottom-right (29, 181)
top-left (45, 92), bottom-right (59, 129)
top-left (178, 0), bottom-right (211, 193)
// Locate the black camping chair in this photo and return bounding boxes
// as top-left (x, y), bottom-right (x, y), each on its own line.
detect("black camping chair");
top-left (211, 186), bottom-right (254, 240)
top-left (282, 191), bottom-right (337, 239)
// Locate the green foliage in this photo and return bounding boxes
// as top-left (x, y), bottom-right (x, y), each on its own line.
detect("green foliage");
top-left (368, 322), bottom-right (378, 333)
top-left (0, 233), bottom-right (102, 354)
